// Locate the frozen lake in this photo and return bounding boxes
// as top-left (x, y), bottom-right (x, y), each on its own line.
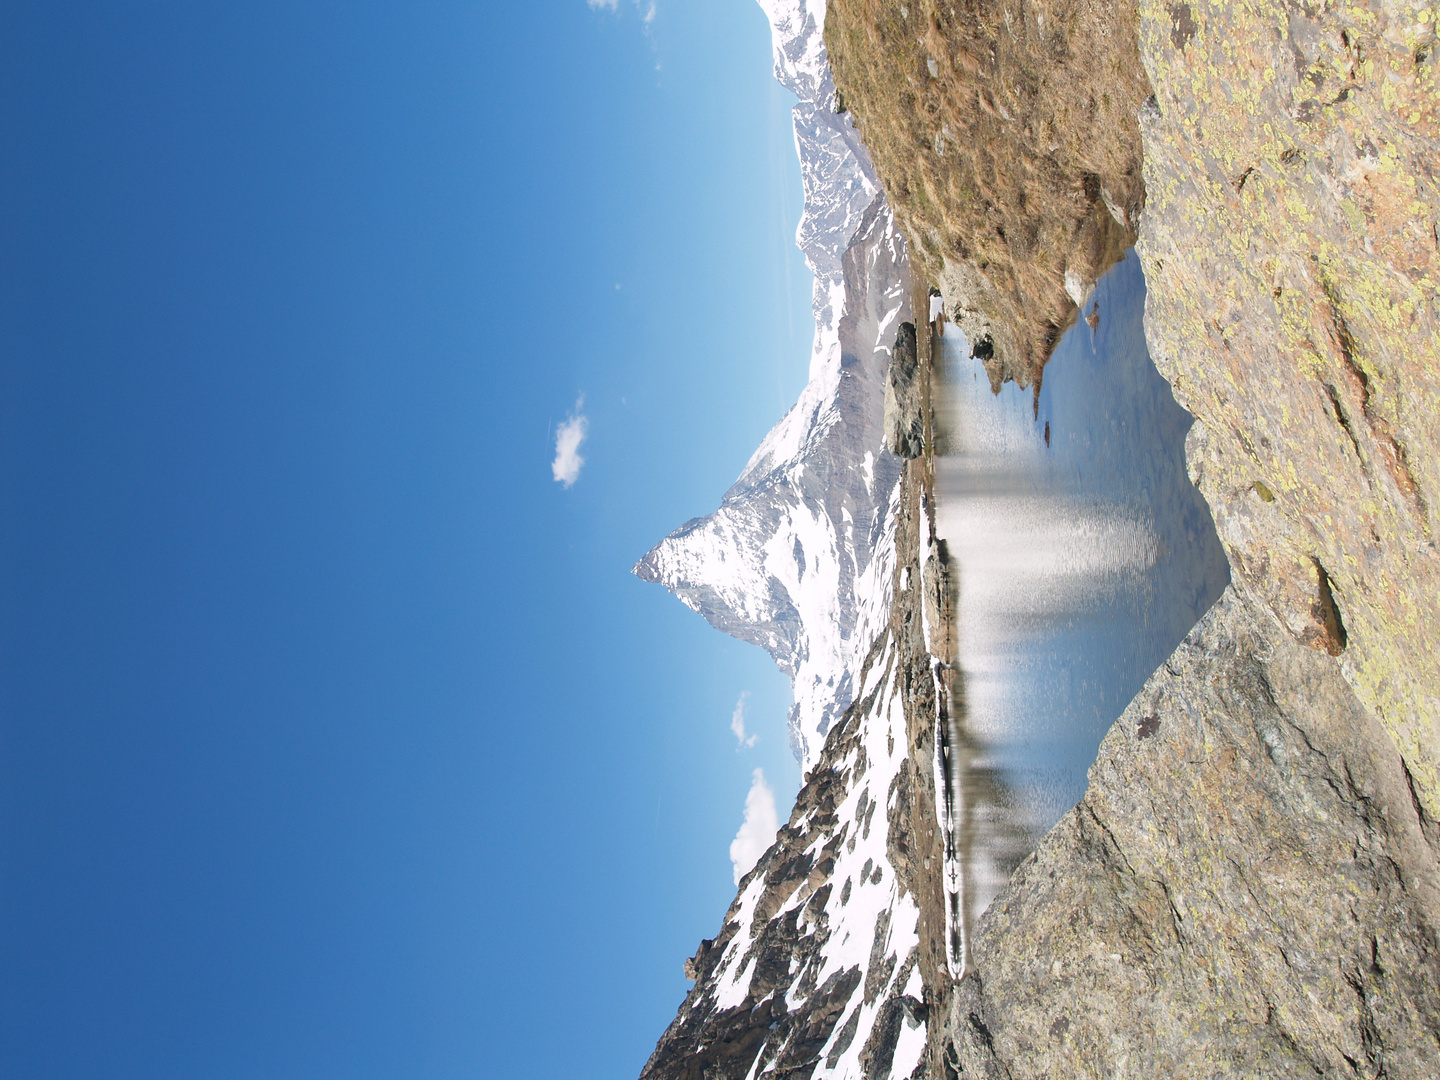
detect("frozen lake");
top-left (931, 250), bottom-right (1229, 922)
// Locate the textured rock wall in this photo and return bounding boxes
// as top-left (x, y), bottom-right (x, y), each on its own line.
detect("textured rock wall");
top-left (931, 584), bottom-right (1440, 1078)
top-left (883, 321), bottom-right (924, 458)
top-left (1135, 0), bottom-right (1440, 818)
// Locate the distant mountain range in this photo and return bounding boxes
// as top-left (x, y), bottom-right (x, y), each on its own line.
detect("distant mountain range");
top-left (633, 0), bottom-right (908, 766)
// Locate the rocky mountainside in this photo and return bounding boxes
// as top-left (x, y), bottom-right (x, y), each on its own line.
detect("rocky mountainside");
top-left (635, 5), bottom-right (950, 1077)
top-left (637, 363), bottom-right (953, 1080)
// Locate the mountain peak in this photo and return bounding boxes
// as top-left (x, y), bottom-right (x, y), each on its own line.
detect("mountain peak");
top-left (634, 0), bottom-right (909, 765)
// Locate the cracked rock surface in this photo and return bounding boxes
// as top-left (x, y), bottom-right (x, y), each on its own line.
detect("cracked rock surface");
top-left (1136, 0), bottom-right (1440, 817)
top-left (929, 583), bottom-right (1440, 1078)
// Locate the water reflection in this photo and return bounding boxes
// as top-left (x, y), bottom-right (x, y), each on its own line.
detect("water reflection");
top-left (932, 250), bottom-right (1229, 926)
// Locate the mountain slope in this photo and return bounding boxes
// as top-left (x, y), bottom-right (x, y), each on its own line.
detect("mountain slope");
top-left (633, 0), bottom-right (909, 764)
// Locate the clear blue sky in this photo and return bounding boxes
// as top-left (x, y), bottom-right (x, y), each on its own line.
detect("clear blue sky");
top-left (0, 2), bottom-right (813, 1076)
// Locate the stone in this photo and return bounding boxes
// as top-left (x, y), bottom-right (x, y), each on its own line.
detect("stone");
top-left (929, 585), bottom-right (1440, 1077)
top-left (883, 322), bottom-right (924, 459)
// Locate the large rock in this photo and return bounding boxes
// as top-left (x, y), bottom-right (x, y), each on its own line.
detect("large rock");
top-left (825, 0), bottom-right (1150, 390)
top-left (882, 322), bottom-right (923, 458)
top-left (1135, 0), bottom-right (1440, 817)
top-left (930, 584), bottom-right (1440, 1078)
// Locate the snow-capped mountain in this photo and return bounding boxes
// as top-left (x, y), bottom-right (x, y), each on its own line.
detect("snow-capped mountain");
top-left (632, 0), bottom-right (910, 766)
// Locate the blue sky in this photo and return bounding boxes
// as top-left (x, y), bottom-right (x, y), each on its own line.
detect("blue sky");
top-left (0, 2), bottom-right (813, 1076)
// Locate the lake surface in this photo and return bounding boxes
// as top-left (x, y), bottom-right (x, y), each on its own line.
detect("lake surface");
top-left (931, 249), bottom-right (1229, 922)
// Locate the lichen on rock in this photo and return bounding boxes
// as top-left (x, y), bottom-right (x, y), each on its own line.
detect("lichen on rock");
top-left (1135, 0), bottom-right (1440, 818)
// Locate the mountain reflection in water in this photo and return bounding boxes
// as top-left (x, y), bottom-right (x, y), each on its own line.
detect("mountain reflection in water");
top-left (932, 249), bottom-right (1229, 929)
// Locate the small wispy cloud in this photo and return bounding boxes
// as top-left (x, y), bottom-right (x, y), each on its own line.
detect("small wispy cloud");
top-left (729, 768), bottom-right (778, 885)
top-left (730, 692), bottom-right (757, 750)
top-left (586, 0), bottom-right (655, 24)
top-left (552, 397), bottom-right (588, 488)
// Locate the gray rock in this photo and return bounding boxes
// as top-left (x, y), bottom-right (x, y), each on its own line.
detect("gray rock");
top-left (928, 584), bottom-right (1440, 1079)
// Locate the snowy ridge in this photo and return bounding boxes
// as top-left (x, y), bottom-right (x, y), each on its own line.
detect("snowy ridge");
top-left (633, 0), bottom-right (910, 766)
top-left (639, 616), bottom-right (927, 1080)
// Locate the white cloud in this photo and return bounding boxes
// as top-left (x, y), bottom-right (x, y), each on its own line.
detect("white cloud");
top-left (588, 0), bottom-right (655, 20)
top-left (729, 768), bottom-right (779, 885)
top-left (730, 692), bottom-right (757, 749)
top-left (552, 398), bottom-right (588, 488)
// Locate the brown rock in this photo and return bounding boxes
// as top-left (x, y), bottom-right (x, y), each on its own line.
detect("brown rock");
top-left (826, 0), bottom-right (1149, 390)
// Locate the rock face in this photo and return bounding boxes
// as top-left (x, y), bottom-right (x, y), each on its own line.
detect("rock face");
top-left (882, 322), bottom-right (923, 458)
top-left (930, 584), bottom-right (1440, 1078)
top-left (1135, 0), bottom-right (1440, 818)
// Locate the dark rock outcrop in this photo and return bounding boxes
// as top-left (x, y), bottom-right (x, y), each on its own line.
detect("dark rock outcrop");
top-left (882, 322), bottom-right (923, 458)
